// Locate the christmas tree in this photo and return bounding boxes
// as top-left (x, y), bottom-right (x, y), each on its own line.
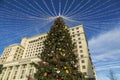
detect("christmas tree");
top-left (34, 17), bottom-right (85, 80)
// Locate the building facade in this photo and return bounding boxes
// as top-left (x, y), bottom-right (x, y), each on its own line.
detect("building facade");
top-left (0, 25), bottom-right (96, 80)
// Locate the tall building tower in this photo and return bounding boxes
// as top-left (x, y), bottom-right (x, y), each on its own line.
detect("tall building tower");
top-left (0, 25), bottom-right (96, 80)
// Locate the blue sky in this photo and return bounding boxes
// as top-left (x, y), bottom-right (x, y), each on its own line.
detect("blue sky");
top-left (0, 0), bottom-right (120, 80)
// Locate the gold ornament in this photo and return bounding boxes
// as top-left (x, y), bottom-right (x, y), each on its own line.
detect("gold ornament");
top-left (60, 52), bottom-right (63, 55)
top-left (44, 72), bottom-right (47, 76)
top-left (58, 43), bottom-right (60, 45)
top-left (64, 66), bottom-right (67, 69)
top-left (54, 68), bottom-right (57, 70)
top-left (56, 54), bottom-right (59, 59)
top-left (62, 53), bottom-right (65, 56)
top-left (66, 70), bottom-right (69, 73)
top-left (59, 48), bottom-right (61, 51)
top-left (60, 52), bottom-right (65, 56)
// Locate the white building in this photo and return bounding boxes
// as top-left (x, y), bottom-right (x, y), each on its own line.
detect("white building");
top-left (0, 25), bottom-right (96, 80)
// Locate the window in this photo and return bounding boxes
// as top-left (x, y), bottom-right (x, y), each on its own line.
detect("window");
top-left (23, 64), bottom-right (27, 68)
top-left (77, 34), bottom-right (80, 36)
top-left (81, 60), bottom-right (85, 63)
top-left (81, 55), bottom-right (84, 58)
top-left (79, 41), bottom-right (81, 44)
top-left (74, 42), bottom-right (76, 45)
top-left (20, 70), bottom-right (25, 78)
top-left (78, 38), bottom-right (81, 40)
top-left (83, 72), bottom-right (87, 75)
top-left (41, 37), bottom-right (43, 39)
top-left (72, 35), bottom-right (75, 37)
top-left (29, 69), bottom-right (34, 75)
top-left (16, 66), bottom-right (19, 69)
top-left (30, 64), bottom-right (34, 67)
top-left (73, 39), bottom-right (76, 41)
top-left (13, 76), bottom-right (16, 79)
top-left (93, 72), bottom-right (95, 75)
top-left (79, 46), bottom-right (82, 48)
top-left (82, 65), bottom-right (86, 69)
top-left (76, 27), bottom-right (79, 30)
top-left (1, 74), bottom-right (4, 80)
top-left (7, 72), bottom-right (11, 80)
top-left (13, 71), bottom-right (17, 79)
top-left (80, 50), bottom-right (83, 53)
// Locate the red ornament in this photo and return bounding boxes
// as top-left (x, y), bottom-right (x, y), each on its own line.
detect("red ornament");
top-left (48, 74), bottom-right (51, 77)
top-left (56, 78), bottom-right (62, 80)
top-left (26, 74), bottom-right (32, 79)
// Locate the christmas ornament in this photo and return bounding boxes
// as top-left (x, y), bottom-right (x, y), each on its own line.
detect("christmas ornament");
top-left (51, 50), bottom-right (54, 53)
top-left (44, 72), bottom-right (47, 76)
top-left (60, 52), bottom-right (62, 55)
top-left (48, 74), bottom-right (51, 77)
top-left (59, 48), bottom-right (62, 51)
top-left (64, 66), bottom-right (67, 69)
top-left (66, 70), bottom-right (69, 73)
top-left (67, 43), bottom-right (69, 46)
top-left (55, 25), bottom-right (58, 27)
top-left (62, 36), bottom-right (65, 38)
top-left (62, 53), bottom-right (65, 56)
top-left (56, 54), bottom-right (59, 59)
top-left (60, 39), bottom-right (63, 41)
top-left (71, 61), bottom-right (74, 64)
top-left (58, 43), bottom-right (60, 45)
top-left (56, 78), bottom-right (62, 80)
top-left (43, 61), bottom-right (46, 64)
top-left (54, 68), bottom-right (57, 70)
top-left (40, 68), bottom-right (44, 70)
top-left (60, 52), bottom-right (65, 56)
top-left (74, 64), bottom-right (77, 67)
top-left (56, 70), bottom-right (60, 74)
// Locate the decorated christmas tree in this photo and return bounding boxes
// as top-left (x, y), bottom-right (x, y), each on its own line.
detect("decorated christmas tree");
top-left (34, 17), bottom-right (85, 80)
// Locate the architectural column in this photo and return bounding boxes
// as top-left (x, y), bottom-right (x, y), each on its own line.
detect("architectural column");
top-left (26, 63), bottom-right (30, 80)
top-left (0, 70), bottom-right (2, 80)
top-left (15, 65), bottom-right (21, 79)
top-left (2, 67), bottom-right (9, 80)
top-left (8, 66), bottom-right (15, 80)
top-left (32, 65), bottom-right (36, 79)
top-left (0, 68), bottom-right (5, 80)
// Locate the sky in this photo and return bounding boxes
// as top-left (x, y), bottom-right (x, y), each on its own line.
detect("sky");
top-left (0, 0), bottom-right (120, 80)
